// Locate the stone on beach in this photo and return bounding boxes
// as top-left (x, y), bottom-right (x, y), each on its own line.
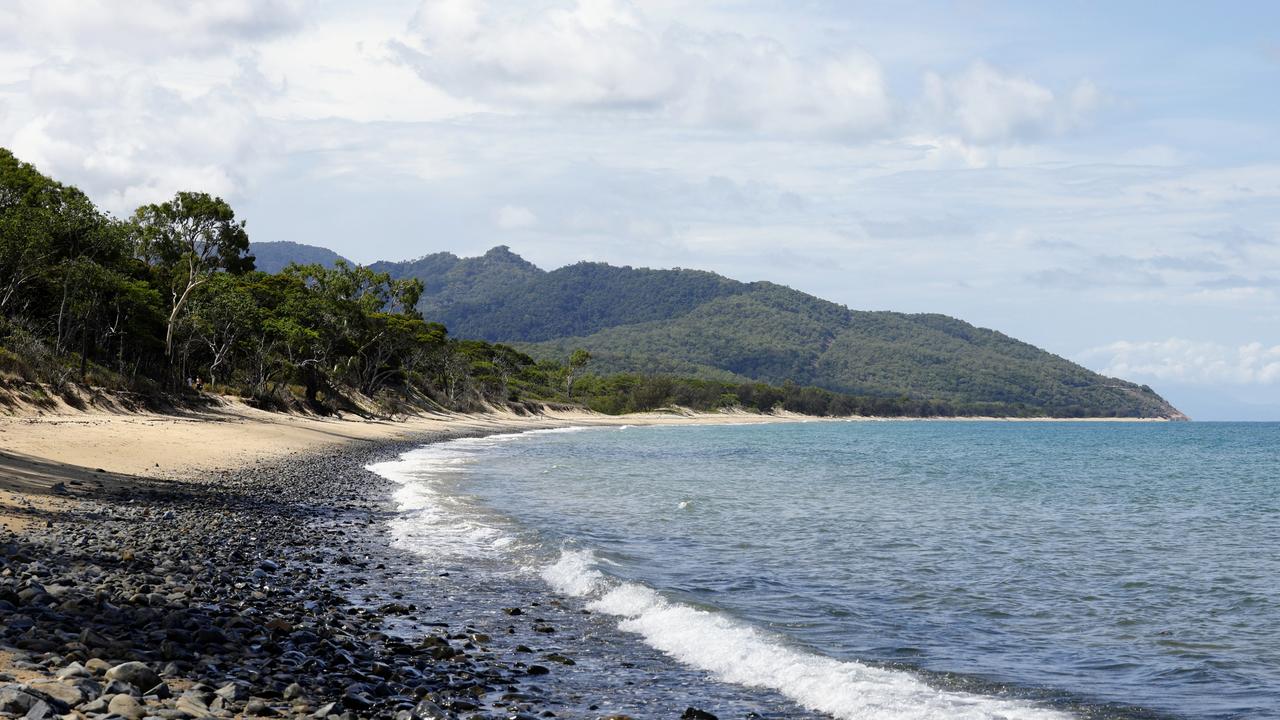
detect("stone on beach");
top-left (0, 687), bottom-right (67, 717)
top-left (104, 661), bottom-right (161, 695)
top-left (25, 679), bottom-right (87, 707)
top-left (107, 692), bottom-right (146, 719)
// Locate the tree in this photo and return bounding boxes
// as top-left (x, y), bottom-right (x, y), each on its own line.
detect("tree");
top-left (565, 348), bottom-right (591, 399)
top-left (186, 274), bottom-right (259, 386)
top-left (49, 215), bottom-right (130, 357)
top-left (132, 192), bottom-right (252, 359)
top-left (353, 313), bottom-right (444, 395)
top-left (489, 344), bottom-right (534, 399)
top-left (0, 149), bottom-right (109, 314)
top-left (274, 261), bottom-right (428, 402)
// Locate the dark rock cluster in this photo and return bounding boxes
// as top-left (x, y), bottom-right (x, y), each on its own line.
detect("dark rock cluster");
top-left (0, 437), bottom-right (615, 720)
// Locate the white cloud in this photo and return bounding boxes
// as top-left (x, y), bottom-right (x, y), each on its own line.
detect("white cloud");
top-left (399, 0), bottom-right (675, 109)
top-left (0, 1), bottom-right (486, 214)
top-left (1068, 78), bottom-right (1100, 127)
top-left (921, 61), bottom-right (1097, 144)
top-left (0, 0), bottom-right (306, 59)
top-left (1122, 165), bottom-right (1280, 208)
top-left (495, 204), bottom-right (538, 229)
top-left (254, 13), bottom-right (482, 123)
top-left (4, 59), bottom-right (278, 213)
top-left (0, 0), bottom-right (1114, 221)
top-left (392, 0), bottom-right (892, 137)
top-left (0, 1), bottom-right (306, 214)
top-left (1078, 339), bottom-right (1280, 385)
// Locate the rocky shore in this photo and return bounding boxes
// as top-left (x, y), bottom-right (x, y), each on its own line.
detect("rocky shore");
top-left (0, 434), bottom-right (662, 720)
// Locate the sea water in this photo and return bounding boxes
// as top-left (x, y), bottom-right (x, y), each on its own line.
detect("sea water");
top-left (369, 422), bottom-right (1280, 719)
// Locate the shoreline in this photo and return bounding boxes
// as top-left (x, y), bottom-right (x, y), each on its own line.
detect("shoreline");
top-left (0, 401), bottom-right (810, 720)
top-left (0, 406), bottom-right (827, 719)
top-left (0, 401), bottom-right (799, 533)
top-left (0, 400), bottom-right (1182, 534)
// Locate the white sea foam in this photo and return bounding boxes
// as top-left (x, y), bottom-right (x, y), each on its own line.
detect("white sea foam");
top-left (520, 426), bottom-right (593, 435)
top-left (543, 550), bottom-right (1071, 720)
top-left (373, 430), bottom-right (1073, 720)
top-left (368, 440), bottom-right (511, 561)
top-left (366, 427), bottom-right (597, 561)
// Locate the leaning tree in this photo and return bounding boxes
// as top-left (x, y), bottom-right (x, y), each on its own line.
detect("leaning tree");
top-left (131, 191), bottom-right (253, 360)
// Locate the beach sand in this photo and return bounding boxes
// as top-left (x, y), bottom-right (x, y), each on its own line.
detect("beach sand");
top-left (0, 399), bottom-right (790, 533)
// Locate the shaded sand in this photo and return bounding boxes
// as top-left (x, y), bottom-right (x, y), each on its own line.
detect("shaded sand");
top-left (0, 649), bottom-right (43, 683)
top-left (0, 453), bottom-right (124, 533)
top-left (0, 400), bottom-right (794, 533)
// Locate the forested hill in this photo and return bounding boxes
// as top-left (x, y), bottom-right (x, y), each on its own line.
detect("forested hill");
top-left (362, 247), bottom-right (1184, 419)
top-left (251, 241), bottom-right (349, 274)
top-left (371, 245), bottom-right (747, 340)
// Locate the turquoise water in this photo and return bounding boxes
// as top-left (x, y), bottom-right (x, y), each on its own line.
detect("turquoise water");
top-left (373, 422), bottom-right (1280, 719)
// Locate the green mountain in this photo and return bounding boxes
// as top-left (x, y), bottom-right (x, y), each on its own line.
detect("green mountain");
top-left (362, 246), bottom-right (1182, 419)
top-left (250, 241), bottom-right (349, 274)
top-left (372, 246), bottom-right (745, 340)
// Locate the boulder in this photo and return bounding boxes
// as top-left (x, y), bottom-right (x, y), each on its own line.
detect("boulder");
top-left (0, 687), bottom-right (64, 716)
top-left (214, 682), bottom-right (249, 702)
top-left (54, 662), bottom-right (89, 680)
top-left (108, 692), bottom-right (146, 720)
top-left (245, 698), bottom-right (279, 716)
top-left (411, 699), bottom-right (449, 720)
top-left (25, 680), bottom-right (86, 707)
top-left (104, 661), bottom-right (161, 694)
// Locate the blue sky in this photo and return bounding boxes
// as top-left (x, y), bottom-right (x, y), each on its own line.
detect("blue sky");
top-left (1, 1), bottom-right (1277, 419)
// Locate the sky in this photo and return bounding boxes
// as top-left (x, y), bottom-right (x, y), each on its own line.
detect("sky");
top-left (1, 1), bottom-right (1278, 420)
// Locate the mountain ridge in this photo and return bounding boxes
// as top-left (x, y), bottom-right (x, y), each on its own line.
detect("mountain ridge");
top-left (263, 241), bottom-right (1185, 419)
top-left (250, 240), bottom-right (350, 274)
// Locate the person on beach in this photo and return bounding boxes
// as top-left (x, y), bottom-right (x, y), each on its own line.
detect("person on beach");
top-left (194, 377), bottom-right (204, 392)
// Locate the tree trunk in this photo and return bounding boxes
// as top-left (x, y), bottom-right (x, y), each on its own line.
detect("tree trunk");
top-left (304, 364), bottom-right (319, 403)
top-left (165, 275), bottom-right (205, 359)
top-left (79, 326), bottom-right (89, 381)
top-left (55, 270), bottom-right (71, 355)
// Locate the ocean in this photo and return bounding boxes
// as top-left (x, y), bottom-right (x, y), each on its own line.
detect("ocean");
top-left (368, 421), bottom-right (1279, 719)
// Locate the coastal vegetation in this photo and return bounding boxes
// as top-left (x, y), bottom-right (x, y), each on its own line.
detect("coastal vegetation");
top-left (1, 147), bottom-right (1179, 418)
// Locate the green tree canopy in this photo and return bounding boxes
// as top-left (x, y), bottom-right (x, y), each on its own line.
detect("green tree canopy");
top-left (131, 191), bottom-right (253, 359)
